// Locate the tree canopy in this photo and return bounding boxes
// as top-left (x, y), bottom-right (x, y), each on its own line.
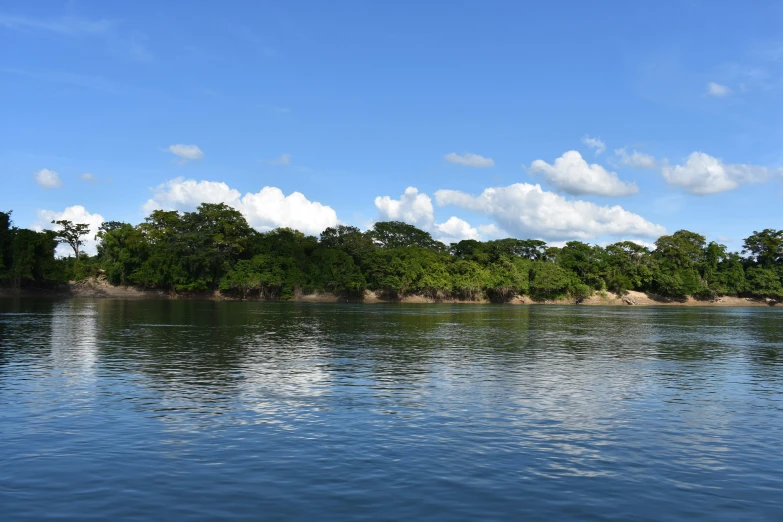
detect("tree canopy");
top-left (1, 205), bottom-right (781, 302)
top-left (52, 220), bottom-right (91, 259)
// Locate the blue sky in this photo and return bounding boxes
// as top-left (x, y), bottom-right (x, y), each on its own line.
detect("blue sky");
top-left (1, 0), bottom-right (782, 253)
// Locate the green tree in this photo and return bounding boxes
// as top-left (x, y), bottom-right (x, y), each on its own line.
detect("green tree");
top-left (450, 239), bottom-right (491, 264)
top-left (484, 257), bottom-right (532, 301)
top-left (96, 221), bottom-right (145, 285)
top-left (604, 241), bottom-right (652, 294)
top-left (220, 255), bottom-right (286, 299)
top-left (369, 221), bottom-right (445, 251)
top-left (743, 229), bottom-right (783, 268)
top-left (448, 259), bottom-right (490, 300)
top-left (654, 230), bottom-right (706, 268)
top-left (52, 220), bottom-right (90, 259)
top-left (715, 252), bottom-right (746, 296)
top-left (530, 262), bottom-right (578, 300)
top-left (135, 210), bottom-right (188, 289)
top-left (486, 238), bottom-right (548, 261)
top-left (652, 230), bottom-right (708, 297)
top-left (745, 266), bottom-right (783, 299)
top-left (310, 248), bottom-right (367, 295)
top-left (0, 211), bottom-right (12, 277)
top-left (5, 200), bottom-right (778, 304)
top-left (10, 229), bottom-right (61, 288)
top-left (556, 241), bottom-right (607, 290)
top-left (177, 203), bottom-right (256, 288)
top-left (319, 225), bottom-right (376, 264)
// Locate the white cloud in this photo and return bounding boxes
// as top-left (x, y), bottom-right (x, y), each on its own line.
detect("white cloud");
top-left (34, 168), bottom-right (62, 189)
top-left (444, 152), bottom-right (495, 168)
top-left (373, 188), bottom-right (488, 243)
top-left (142, 179), bottom-right (239, 215)
top-left (581, 136), bottom-right (606, 155)
top-left (625, 239), bottom-right (657, 250)
top-left (614, 148), bottom-right (657, 169)
top-left (79, 172), bottom-right (96, 182)
top-left (660, 152), bottom-right (771, 195)
top-left (374, 187), bottom-right (435, 230)
top-left (435, 183), bottom-right (665, 241)
top-left (167, 144), bottom-right (204, 162)
top-left (434, 216), bottom-right (481, 244)
top-left (34, 205), bottom-right (105, 257)
top-left (528, 150), bottom-right (638, 196)
top-left (241, 188), bottom-right (338, 236)
top-left (477, 224), bottom-right (506, 239)
top-left (268, 153), bottom-right (291, 166)
top-left (143, 178), bottom-right (338, 236)
top-left (706, 82), bottom-right (732, 97)
top-left (596, 238), bottom-right (656, 250)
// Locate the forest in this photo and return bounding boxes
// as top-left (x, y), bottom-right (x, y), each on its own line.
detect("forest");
top-left (1, 205), bottom-right (782, 301)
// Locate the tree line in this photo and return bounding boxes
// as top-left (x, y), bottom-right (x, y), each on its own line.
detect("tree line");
top-left (1, 205), bottom-right (782, 301)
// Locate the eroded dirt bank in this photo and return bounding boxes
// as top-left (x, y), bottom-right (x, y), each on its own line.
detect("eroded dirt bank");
top-left (1, 279), bottom-right (777, 307)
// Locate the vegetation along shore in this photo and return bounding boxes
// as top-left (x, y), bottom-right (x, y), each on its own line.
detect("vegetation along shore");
top-left (1, 205), bottom-right (781, 306)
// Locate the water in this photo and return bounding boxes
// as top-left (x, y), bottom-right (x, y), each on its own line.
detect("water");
top-left (1, 299), bottom-right (782, 521)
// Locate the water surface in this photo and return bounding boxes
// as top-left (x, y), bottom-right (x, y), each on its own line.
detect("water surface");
top-left (1, 299), bottom-right (782, 520)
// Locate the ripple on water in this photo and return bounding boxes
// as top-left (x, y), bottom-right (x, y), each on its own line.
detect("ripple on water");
top-left (1, 299), bottom-right (782, 521)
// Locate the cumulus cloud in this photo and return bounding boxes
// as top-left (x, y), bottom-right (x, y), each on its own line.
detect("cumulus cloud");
top-left (79, 172), bottom-right (97, 182)
top-left (528, 151), bottom-right (638, 196)
top-left (477, 224), bottom-right (506, 239)
top-left (167, 144), bottom-right (204, 162)
top-left (434, 216), bottom-right (481, 244)
top-left (581, 136), bottom-right (606, 155)
top-left (34, 168), bottom-right (63, 189)
top-left (268, 153), bottom-right (291, 166)
top-left (614, 148), bottom-right (657, 169)
top-left (660, 152), bottom-right (772, 195)
top-left (444, 152), bottom-right (495, 168)
top-left (374, 187), bottom-right (488, 243)
top-left (374, 187), bottom-right (436, 230)
top-left (34, 205), bottom-right (105, 257)
top-left (143, 178), bottom-right (338, 236)
top-left (434, 183), bottom-right (665, 241)
top-left (627, 239), bottom-right (657, 250)
top-left (706, 82), bottom-right (732, 97)
top-left (240, 188), bottom-right (338, 236)
top-left (142, 179), bottom-right (239, 215)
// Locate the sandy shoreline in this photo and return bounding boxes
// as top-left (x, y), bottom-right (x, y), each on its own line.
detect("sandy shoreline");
top-left (0, 278), bottom-right (778, 307)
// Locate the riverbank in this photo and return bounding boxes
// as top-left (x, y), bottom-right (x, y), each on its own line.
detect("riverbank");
top-left (0, 277), bottom-right (778, 306)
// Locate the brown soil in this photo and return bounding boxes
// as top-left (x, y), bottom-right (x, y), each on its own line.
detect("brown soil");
top-left (1, 279), bottom-right (777, 307)
top-left (579, 290), bottom-right (776, 307)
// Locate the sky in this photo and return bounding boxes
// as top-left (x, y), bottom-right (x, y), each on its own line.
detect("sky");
top-left (1, 0), bottom-right (782, 255)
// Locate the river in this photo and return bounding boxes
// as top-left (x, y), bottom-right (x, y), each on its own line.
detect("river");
top-left (1, 299), bottom-right (782, 520)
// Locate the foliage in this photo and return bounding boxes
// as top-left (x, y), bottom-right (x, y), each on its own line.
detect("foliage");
top-left (52, 219), bottom-right (91, 259)
top-left (2, 204), bottom-right (782, 303)
top-left (529, 261), bottom-right (579, 300)
top-left (744, 266), bottom-right (783, 299)
top-left (369, 221), bottom-right (445, 251)
top-left (0, 211), bottom-right (64, 288)
top-left (743, 229), bottom-right (783, 268)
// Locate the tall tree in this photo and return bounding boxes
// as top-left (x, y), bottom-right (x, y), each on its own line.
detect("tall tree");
top-left (742, 229), bottom-right (783, 268)
top-left (10, 229), bottom-right (61, 288)
top-left (319, 225), bottom-right (375, 262)
top-left (52, 220), bottom-right (91, 259)
top-left (654, 230), bottom-right (706, 268)
top-left (0, 211), bottom-right (12, 275)
top-left (369, 221), bottom-right (444, 251)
